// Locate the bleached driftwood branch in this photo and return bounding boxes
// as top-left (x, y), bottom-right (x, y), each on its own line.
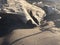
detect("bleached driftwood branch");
top-left (0, 0), bottom-right (46, 26)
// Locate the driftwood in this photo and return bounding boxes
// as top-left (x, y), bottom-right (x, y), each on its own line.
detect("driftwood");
top-left (0, 0), bottom-right (46, 26)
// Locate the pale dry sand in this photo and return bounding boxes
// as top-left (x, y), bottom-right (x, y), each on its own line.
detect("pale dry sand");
top-left (0, 27), bottom-right (60, 45)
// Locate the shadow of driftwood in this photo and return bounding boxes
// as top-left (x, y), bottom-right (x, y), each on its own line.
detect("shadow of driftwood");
top-left (0, 13), bottom-right (36, 37)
